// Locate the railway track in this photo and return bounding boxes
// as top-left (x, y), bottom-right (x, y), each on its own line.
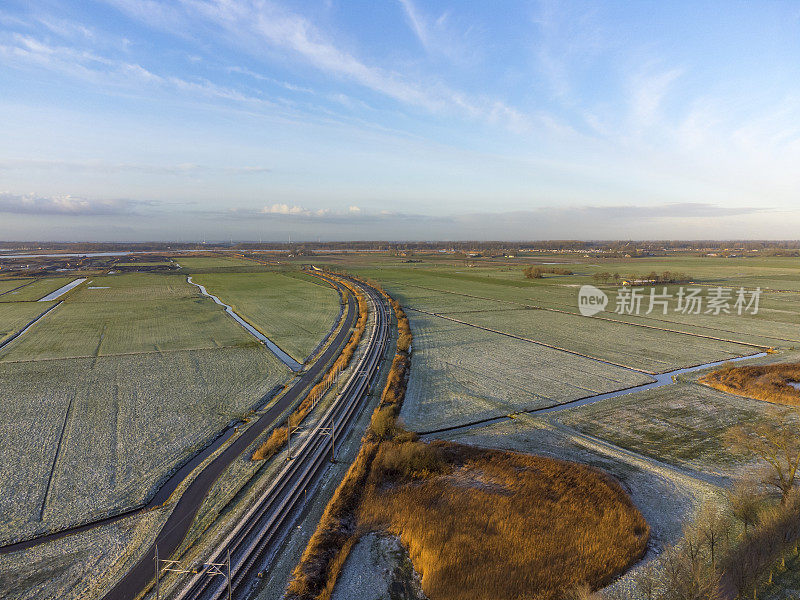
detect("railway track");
top-left (171, 277), bottom-right (390, 600)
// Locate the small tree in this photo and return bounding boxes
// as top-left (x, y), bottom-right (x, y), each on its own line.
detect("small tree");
top-left (695, 501), bottom-right (729, 569)
top-left (660, 541), bottom-right (721, 600)
top-left (728, 479), bottom-right (764, 534)
top-left (726, 411), bottom-right (800, 503)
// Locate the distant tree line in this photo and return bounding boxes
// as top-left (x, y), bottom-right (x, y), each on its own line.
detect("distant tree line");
top-left (591, 271), bottom-right (692, 285)
top-left (523, 265), bottom-right (573, 279)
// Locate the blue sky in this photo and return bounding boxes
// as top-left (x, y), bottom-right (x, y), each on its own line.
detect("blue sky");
top-left (2, 1), bottom-right (800, 241)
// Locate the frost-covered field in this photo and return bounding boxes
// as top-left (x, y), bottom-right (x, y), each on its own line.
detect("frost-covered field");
top-left (0, 508), bottom-right (169, 600)
top-left (0, 272), bottom-right (302, 545)
top-left (436, 307), bottom-right (756, 373)
top-left (0, 345), bottom-right (288, 543)
top-left (401, 311), bottom-right (652, 432)
top-left (558, 350), bottom-right (800, 480)
top-left (366, 266), bottom-right (799, 361)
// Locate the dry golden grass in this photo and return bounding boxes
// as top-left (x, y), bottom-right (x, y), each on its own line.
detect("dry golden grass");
top-left (359, 441), bottom-right (649, 600)
top-left (251, 426), bottom-right (287, 461)
top-left (701, 362), bottom-right (800, 406)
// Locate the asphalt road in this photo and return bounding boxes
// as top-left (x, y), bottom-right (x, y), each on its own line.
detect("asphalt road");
top-left (100, 277), bottom-right (357, 600)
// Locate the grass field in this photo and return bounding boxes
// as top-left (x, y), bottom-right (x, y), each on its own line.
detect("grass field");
top-left (0, 278), bottom-right (34, 295)
top-left (557, 350), bottom-right (800, 476)
top-left (402, 311), bottom-right (653, 431)
top-left (191, 271), bottom-right (341, 361)
top-left (0, 271), bottom-right (294, 542)
top-left (0, 298), bottom-right (257, 361)
top-left (175, 255), bottom-right (256, 269)
top-left (557, 380), bottom-right (789, 477)
top-left (0, 302), bottom-right (55, 344)
top-left (0, 278), bottom-right (76, 302)
top-left (0, 506), bottom-right (169, 600)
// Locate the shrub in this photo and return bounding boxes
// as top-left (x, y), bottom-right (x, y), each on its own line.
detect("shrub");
top-left (701, 362), bottom-right (800, 407)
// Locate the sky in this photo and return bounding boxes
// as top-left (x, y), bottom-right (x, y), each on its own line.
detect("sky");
top-left (2, 1), bottom-right (800, 241)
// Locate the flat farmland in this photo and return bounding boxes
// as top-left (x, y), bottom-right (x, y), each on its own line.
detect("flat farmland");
top-left (364, 266), bottom-right (800, 349)
top-left (0, 279), bottom-right (34, 295)
top-left (0, 274), bottom-right (259, 361)
top-left (0, 346), bottom-right (286, 542)
top-left (556, 379), bottom-right (792, 478)
top-left (175, 255), bottom-right (256, 269)
top-left (0, 302), bottom-right (55, 344)
top-left (360, 268), bottom-right (770, 371)
top-left (402, 311), bottom-right (652, 432)
top-left (0, 271), bottom-right (293, 542)
top-left (0, 277), bottom-right (75, 302)
top-left (69, 272), bottom-right (197, 303)
top-left (192, 271), bottom-right (341, 362)
top-left (437, 307), bottom-right (756, 373)
top-left (0, 298), bottom-right (257, 361)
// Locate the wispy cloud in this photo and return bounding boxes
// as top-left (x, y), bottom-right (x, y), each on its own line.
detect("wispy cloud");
top-left (104, 0), bottom-right (528, 130)
top-left (0, 192), bottom-right (146, 215)
top-left (0, 158), bottom-right (270, 175)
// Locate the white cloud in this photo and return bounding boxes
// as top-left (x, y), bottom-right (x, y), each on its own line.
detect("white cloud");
top-left (0, 192), bottom-right (144, 215)
top-left (259, 203), bottom-right (331, 217)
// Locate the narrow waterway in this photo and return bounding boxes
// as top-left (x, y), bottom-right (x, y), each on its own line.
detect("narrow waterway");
top-left (420, 351), bottom-right (769, 435)
top-left (187, 276), bottom-right (303, 371)
top-left (38, 278), bottom-right (87, 301)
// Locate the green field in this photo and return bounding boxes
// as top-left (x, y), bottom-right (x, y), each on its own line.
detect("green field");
top-left (0, 279), bottom-right (34, 296)
top-left (176, 255), bottom-right (256, 269)
top-left (0, 278), bottom-right (76, 302)
top-left (0, 302), bottom-right (55, 344)
top-left (192, 271), bottom-right (341, 362)
top-left (0, 274), bottom-right (259, 362)
top-left (344, 264), bottom-right (790, 373)
top-left (0, 271), bottom-right (294, 542)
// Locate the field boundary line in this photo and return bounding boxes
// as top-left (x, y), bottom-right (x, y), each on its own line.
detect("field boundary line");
top-left (391, 280), bottom-right (775, 348)
top-left (0, 300), bottom-right (63, 353)
top-left (0, 278), bottom-right (39, 297)
top-left (0, 343), bottom-right (270, 365)
top-left (39, 396), bottom-right (75, 521)
top-left (407, 306), bottom-right (654, 374)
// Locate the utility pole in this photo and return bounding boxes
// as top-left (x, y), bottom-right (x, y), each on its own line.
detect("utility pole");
top-left (154, 546), bottom-right (160, 600)
top-left (286, 421), bottom-right (302, 461)
top-left (156, 550), bottom-right (232, 600)
top-left (320, 418), bottom-right (336, 463)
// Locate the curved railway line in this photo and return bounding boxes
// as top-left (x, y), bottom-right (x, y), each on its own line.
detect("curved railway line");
top-left (174, 278), bottom-right (389, 600)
